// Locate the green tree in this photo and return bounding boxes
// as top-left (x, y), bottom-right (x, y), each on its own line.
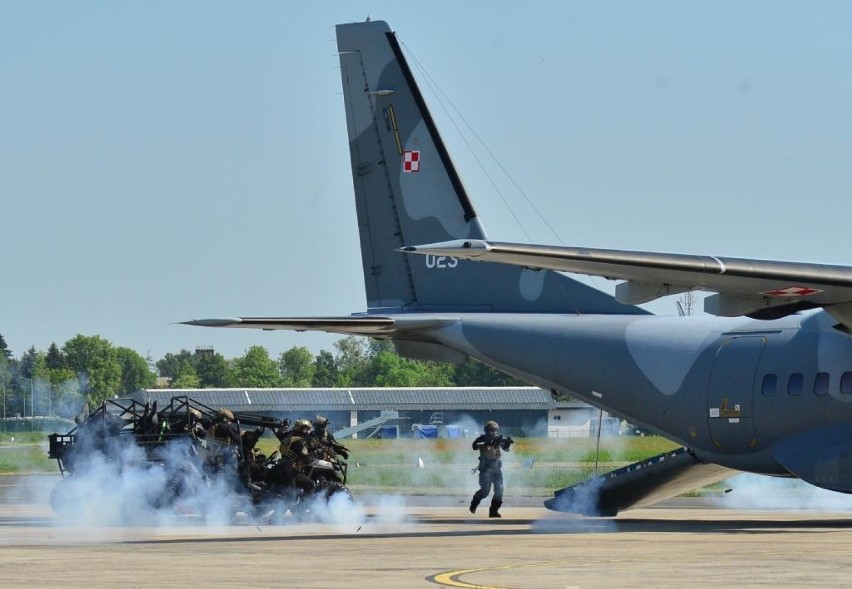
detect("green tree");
top-left (63, 335), bottom-right (122, 406)
top-left (370, 350), bottom-right (422, 387)
top-left (45, 343), bottom-right (65, 370)
top-left (312, 350), bottom-right (338, 387)
top-left (18, 346), bottom-right (38, 379)
top-left (452, 358), bottom-right (525, 386)
top-left (0, 352), bottom-right (11, 418)
top-left (156, 350), bottom-right (194, 381)
top-left (195, 350), bottom-right (229, 388)
top-left (0, 333), bottom-right (11, 360)
top-left (171, 363), bottom-right (202, 388)
top-left (278, 346), bottom-right (315, 387)
top-left (229, 346), bottom-right (282, 388)
top-left (369, 350), bottom-right (454, 387)
top-left (39, 342), bottom-right (78, 415)
top-left (115, 347), bottom-right (156, 394)
top-left (334, 336), bottom-right (371, 386)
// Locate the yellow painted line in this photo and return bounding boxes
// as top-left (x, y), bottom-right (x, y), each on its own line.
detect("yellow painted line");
top-left (432, 546), bottom-right (852, 588)
top-left (430, 561), bottom-right (563, 589)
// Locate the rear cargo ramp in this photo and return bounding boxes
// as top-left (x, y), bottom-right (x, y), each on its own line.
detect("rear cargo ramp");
top-left (545, 447), bottom-right (736, 516)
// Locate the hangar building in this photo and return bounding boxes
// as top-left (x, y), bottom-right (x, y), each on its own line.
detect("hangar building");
top-left (130, 387), bottom-right (616, 438)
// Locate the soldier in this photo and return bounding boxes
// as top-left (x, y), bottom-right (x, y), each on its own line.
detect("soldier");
top-left (208, 409), bottom-right (240, 445)
top-left (311, 415), bottom-right (349, 459)
top-left (204, 408), bottom-right (240, 472)
top-left (185, 407), bottom-right (207, 441)
top-left (469, 420), bottom-right (514, 518)
top-left (274, 418), bottom-right (291, 443)
top-left (277, 419), bottom-right (317, 496)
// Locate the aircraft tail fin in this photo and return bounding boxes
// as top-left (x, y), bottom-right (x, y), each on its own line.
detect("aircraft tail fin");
top-left (336, 20), bottom-right (643, 315)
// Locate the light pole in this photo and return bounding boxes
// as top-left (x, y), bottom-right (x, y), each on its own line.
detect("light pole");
top-left (18, 377), bottom-right (35, 418)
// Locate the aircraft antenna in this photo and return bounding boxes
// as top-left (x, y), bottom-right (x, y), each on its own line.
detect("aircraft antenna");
top-left (399, 39), bottom-right (602, 310)
top-left (400, 41), bottom-right (547, 243)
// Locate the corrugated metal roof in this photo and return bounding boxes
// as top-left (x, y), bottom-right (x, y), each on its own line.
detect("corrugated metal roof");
top-left (132, 387), bottom-right (562, 412)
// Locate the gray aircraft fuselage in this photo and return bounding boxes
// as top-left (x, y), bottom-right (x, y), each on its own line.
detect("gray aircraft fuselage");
top-left (398, 309), bottom-right (850, 475)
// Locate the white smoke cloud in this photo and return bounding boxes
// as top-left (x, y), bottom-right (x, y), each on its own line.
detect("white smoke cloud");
top-left (35, 420), bottom-right (420, 538)
top-left (717, 473), bottom-right (852, 512)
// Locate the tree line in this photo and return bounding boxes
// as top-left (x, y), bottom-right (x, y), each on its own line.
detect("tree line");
top-left (0, 332), bottom-right (522, 417)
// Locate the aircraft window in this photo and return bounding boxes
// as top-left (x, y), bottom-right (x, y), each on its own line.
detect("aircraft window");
top-left (761, 374), bottom-right (777, 396)
top-left (787, 373), bottom-right (803, 396)
top-left (814, 372), bottom-right (830, 395)
top-left (841, 372), bottom-right (852, 395)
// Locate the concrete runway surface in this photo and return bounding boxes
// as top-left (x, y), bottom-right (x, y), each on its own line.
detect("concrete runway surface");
top-left (3, 474), bottom-right (852, 588)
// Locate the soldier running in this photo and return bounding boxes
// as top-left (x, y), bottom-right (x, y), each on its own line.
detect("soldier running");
top-left (469, 420), bottom-right (514, 518)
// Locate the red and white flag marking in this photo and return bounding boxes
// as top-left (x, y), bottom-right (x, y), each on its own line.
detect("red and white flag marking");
top-left (760, 286), bottom-right (822, 297)
top-left (403, 150), bottom-right (420, 173)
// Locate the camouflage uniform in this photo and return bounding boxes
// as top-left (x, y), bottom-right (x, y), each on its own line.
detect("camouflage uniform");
top-left (469, 421), bottom-right (513, 518)
top-left (278, 420), bottom-right (317, 495)
top-left (311, 416), bottom-right (349, 459)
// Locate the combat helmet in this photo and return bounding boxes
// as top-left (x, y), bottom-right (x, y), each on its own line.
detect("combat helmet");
top-left (294, 419), bottom-right (312, 433)
top-left (484, 420), bottom-right (500, 434)
top-left (217, 408), bottom-right (235, 422)
top-left (313, 415), bottom-right (329, 428)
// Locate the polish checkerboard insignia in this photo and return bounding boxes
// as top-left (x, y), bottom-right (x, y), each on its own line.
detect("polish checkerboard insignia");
top-left (403, 150), bottom-right (420, 173)
top-left (760, 286), bottom-right (822, 297)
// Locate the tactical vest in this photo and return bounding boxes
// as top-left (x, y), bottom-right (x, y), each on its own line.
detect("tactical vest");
top-left (280, 434), bottom-right (306, 461)
top-left (208, 422), bottom-right (233, 446)
top-left (479, 442), bottom-right (501, 460)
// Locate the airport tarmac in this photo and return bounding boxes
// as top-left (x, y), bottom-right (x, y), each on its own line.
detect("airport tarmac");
top-left (3, 475), bottom-right (852, 588)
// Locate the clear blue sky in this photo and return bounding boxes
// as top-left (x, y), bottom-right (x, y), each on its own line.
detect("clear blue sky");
top-left (2, 2), bottom-right (851, 362)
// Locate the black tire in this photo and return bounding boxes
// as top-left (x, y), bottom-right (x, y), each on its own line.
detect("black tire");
top-left (316, 479), bottom-right (351, 502)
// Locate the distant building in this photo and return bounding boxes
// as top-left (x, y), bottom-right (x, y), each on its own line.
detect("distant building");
top-left (548, 402), bottom-right (621, 438)
top-left (130, 387), bottom-right (617, 438)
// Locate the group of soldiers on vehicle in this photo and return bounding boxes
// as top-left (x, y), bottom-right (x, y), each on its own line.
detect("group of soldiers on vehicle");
top-left (199, 409), bottom-right (351, 505)
top-left (48, 397), bottom-right (353, 519)
top-left (50, 397), bottom-right (518, 520)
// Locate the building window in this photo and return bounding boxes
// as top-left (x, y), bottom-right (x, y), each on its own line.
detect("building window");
top-left (841, 372), bottom-right (852, 395)
top-left (788, 373), bottom-right (803, 396)
top-left (761, 374), bottom-right (777, 396)
top-left (814, 372), bottom-right (830, 396)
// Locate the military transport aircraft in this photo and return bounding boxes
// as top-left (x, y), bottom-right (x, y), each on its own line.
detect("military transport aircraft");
top-left (185, 19), bottom-right (852, 515)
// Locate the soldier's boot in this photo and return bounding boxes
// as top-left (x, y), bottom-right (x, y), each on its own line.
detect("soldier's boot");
top-left (489, 498), bottom-right (503, 518)
top-left (469, 491), bottom-right (484, 514)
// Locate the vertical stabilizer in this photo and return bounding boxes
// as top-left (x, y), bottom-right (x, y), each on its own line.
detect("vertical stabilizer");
top-left (336, 20), bottom-right (643, 316)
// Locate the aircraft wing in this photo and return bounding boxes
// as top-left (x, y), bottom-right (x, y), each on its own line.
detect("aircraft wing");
top-left (180, 316), bottom-right (455, 337)
top-left (402, 240), bottom-right (852, 328)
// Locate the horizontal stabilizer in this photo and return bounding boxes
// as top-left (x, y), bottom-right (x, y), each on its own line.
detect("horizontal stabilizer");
top-left (181, 315), bottom-right (455, 337)
top-left (544, 448), bottom-right (736, 516)
top-left (402, 239), bottom-right (852, 327)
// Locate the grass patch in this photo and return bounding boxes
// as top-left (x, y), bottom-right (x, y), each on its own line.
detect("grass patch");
top-left (0, 444), bottom-right (56, 473)
top-left (254, 436), bottom-right (681, 494)
top-left (8, 434), bottom-right (685, 493)
top-left (0, 432), bottom-right (46, 444)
